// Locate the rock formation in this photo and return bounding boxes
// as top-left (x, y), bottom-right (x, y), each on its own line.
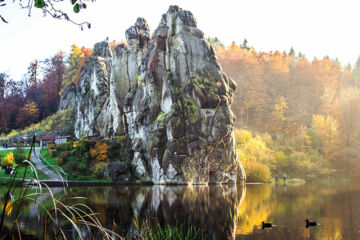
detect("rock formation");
top-left (67, 5), bottom-right (245, 184)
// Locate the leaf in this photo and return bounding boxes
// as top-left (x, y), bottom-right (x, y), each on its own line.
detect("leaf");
top-left (73, 3), bottom-right (80, 13)
top-left (0, 15), bottom-right (8, 23)
top-left (71, 0), bottom-right (77, 4)
top-left (34, 0), bottom-right (45, 8)
top-left (82, 3), bottom-right (87, 8)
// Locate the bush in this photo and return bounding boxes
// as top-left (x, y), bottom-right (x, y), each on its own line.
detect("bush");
top-left (56, 142), bottom-right (73, 151)
top-left (90, 162), bottom-right (107, 179)
top-left (62, 161), bottom-right (78, 173)
top-left (59, 151), bottom-right (71, 160)
top-left (49, 149), bottom-right (57, 158)
top-left (56, 157), bottom-right (63, 166)
top-left (244, 162), bottom-right (271, 182)
top-left (1, 153), bottom-right (14, 167)
top-left (13, 148), bottom-right (27, 164)
top-left (47, 141), bottom-right (55, 149)
top-left (90, 142), bottom-right (109, 162)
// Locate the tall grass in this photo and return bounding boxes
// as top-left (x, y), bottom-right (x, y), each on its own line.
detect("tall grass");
top-left (133, 216), bottom-right (204, 240)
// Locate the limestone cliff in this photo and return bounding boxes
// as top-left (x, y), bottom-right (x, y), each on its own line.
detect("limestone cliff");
top-left (71, 5), bottom-right (245, 184)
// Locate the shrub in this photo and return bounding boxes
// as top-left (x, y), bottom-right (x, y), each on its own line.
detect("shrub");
top-left (59, 151), bottom-right (71, 160)
top-left (1, 153), bottom-right (14, 167)
top-left (56, 142), bottom-right (73, 151)
top-left (62, 161), bottom-right (78, 173)
top-left (49, 149), bottom-right (57, 158)
top-left (90, 142), bottom-right (109, 162)
top-left (244, 161), bottom-right (271, 182)
top-left (56, 157), bottom-right (63, 166)
top-left (90, 162), bottom-right (107, 179)
top-left (47, 141), bottom-right (55, 149)
top-left (13, 148), bottom-right (27, 164)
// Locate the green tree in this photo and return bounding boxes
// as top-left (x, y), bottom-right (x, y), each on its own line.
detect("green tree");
top-left (60, 44), bottom-right (83, 95)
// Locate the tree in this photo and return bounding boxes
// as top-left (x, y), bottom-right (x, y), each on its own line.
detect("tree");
top-left (311, 114), bottom-right (339, 161)
top-left (241, 39), bottom-right (250, 50)
top-left (60, 44), bottom-right (83, 95)
top-left (16, 101), bottom-right (40, 127)
top-left (27, 60), bottom-right (39, 88)
top-left (288, 47), bottom-right (295, 56)
top-left (0, 0), bottom-right (93, 29)
top-left (40, 52), bottom-right (66, 116)
top-left (0, 72), bottom-right (6, 101)
top-left (206, 37), bottom-right (224, 49)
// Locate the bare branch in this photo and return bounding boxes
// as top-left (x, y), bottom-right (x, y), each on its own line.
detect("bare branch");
top-left (0, 14), bottom-right (8, 23)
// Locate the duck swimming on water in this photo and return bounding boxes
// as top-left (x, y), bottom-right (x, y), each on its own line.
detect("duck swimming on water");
top-left (262, 221), bottom-right (272, 229)
top-left (306, 219), bottom-right (317, 228)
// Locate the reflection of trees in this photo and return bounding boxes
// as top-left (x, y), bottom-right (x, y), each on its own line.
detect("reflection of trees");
top-left (236, 184), bottom-right (272, 234)
top-left (235, 183), bottom-right (360, 239)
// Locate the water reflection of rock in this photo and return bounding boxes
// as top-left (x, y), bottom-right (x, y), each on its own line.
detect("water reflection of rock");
top-left (102, 184), bottom-right (246, 239)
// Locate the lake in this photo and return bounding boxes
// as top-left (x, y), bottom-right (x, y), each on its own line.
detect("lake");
top-left (2, 182), bottom-right (360, 239)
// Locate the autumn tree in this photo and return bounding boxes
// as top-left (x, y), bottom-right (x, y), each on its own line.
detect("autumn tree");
top-left (16, 101), bottom-right (40, 127)
top-left (40, 52), bottom-right (66, 116)
top-left (60, 44), bottom-right (83, 95)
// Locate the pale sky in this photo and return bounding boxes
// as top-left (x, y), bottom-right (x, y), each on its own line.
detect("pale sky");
top-left (1, 0), bottom-right (360, 81)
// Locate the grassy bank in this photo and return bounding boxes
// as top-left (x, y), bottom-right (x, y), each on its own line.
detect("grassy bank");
top-left (0, 149), bottom-right (49, 180)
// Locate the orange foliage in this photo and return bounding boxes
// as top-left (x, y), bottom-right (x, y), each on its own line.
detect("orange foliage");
top-left (76, 47), bottom-right (93, 84)
top-left (90, 142), bottom-right (109, 162)
top-left (215, 43), bottom-right (343, 134)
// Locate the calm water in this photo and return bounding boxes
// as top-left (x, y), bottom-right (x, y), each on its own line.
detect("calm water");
top-left (3, 182), bottom-right (360, 239)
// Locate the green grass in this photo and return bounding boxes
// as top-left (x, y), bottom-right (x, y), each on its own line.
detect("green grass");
top-left (0, 166), bottom-right (50, 180)
top-left (40, 148), bottom-right (57, 166)
top-left (0, 149), bottom-right (31, 157)
top-left (0, 149), bottom-right (49, 180)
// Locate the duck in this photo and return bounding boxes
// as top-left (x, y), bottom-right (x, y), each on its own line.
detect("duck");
top-left (262, 221), bottom-right (272, 229)
top-left (305, 219), bottom-right (317, 227)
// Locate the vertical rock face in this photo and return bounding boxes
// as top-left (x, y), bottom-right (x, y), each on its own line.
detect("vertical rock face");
top-left (74, 41), bottom-right (113, 138)
top-left (73, 6), bottom-right (245, 184)
top-left (59, 85), bottom-right (76, 110)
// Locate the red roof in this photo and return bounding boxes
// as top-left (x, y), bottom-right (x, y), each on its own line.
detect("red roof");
top-left (39, 135), bottom-right (62, 141)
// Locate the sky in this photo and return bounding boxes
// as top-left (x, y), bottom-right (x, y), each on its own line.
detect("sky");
top-left (1, 0), bottom-right (360, 81)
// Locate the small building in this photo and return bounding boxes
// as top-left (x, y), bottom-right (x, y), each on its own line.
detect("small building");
top-left (40, 135), bottom-right (69, 148)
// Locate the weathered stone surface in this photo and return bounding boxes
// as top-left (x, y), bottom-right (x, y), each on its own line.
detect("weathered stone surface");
top-left (59, 85), bottom-right (76, 110)
top-left (104, 161), bottom-right (130, 181)
top-left (74, 41), bottom-right (113, 138)
top-left (73, 6), bottom-right (245, 184)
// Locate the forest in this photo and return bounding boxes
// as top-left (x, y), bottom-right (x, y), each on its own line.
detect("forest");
top-left (1, 38), bottom-right (360, 181)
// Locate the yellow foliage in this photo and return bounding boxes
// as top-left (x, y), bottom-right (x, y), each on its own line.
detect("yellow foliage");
top-left (90, 142), bottom-right (109, 162)
top-left (243, 161), bottom-right (271, 182)
top-left (311, 114), bottom-right (339, 157)
top-left (234, 128), bottom-right (253, 146)
top-left (2, 153), bottom-right (14, 166)
top-left (273, 96), bottom-right (288, 121)
top-left (238, 135), bottom-right (273, 164)
top-left (45, 125), bottom-right (51, 131)
top-left (7, 129), bottom-right (18, 138)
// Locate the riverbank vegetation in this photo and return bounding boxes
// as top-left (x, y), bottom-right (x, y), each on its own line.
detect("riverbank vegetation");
top-left (40, 137), bottom-right (130, 181)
